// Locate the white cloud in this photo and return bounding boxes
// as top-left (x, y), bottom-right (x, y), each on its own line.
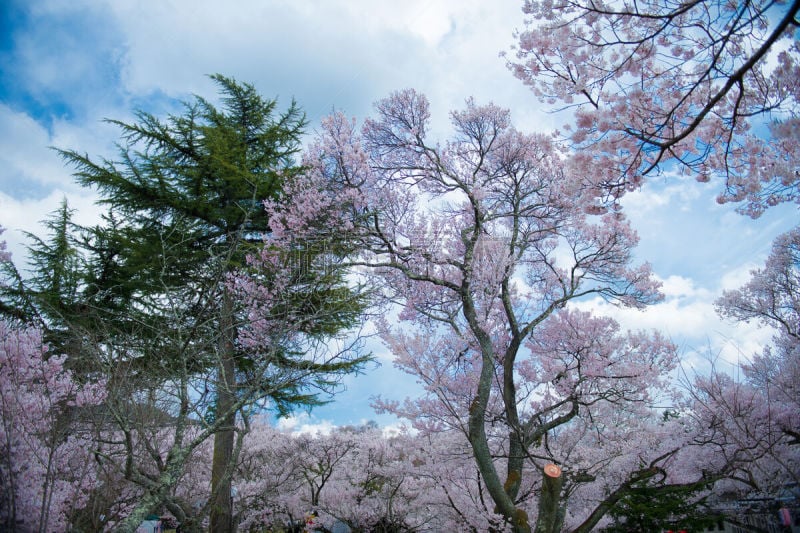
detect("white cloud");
top-left (570, 294), bottom-right (713, 340)
top-left (0, 104), bottom-right (114, 267)
top-left (276, 412), bottom-right (336, 436)
top-left (0, 103), bottom-right (120, 192)
top-left (0, 104), bottom-right (65, 190)
top-left (718, 261), bottom-right (760, 292)
top-left (380, 421), bottom-right (412, 438)
top-left (621, 177), bottom-right (703, 218)
top-left (26, 0), bottom-right (547, 136)
top-left (273, 413), bottom-right (411, 438)
top-left (658, 274), bottom-right (711, 300)
top-left (570, 270), bottom-right (776, 374)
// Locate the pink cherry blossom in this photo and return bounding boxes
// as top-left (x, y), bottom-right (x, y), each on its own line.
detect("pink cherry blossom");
top-left (509, 0), bottom-right (800, 218)
top-left (0, 320), bottom-right (105, 532)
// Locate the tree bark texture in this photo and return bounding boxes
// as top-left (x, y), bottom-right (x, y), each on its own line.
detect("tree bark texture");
top-left (534, 465), bottom-right (563, 533)
top-left (210, 289), bottom-right (236, 533)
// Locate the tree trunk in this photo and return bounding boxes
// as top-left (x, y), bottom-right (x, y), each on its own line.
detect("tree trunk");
top-left (463, 294), bottom-right (531, 533)
top-left (117, 489), bottom-right (167, 533)
top-left (534, 464), bottom-right (563, 533)
top-left (116, 448), bottom-right (188, 533)
top-left (210, 289), bottom-right (237, 533)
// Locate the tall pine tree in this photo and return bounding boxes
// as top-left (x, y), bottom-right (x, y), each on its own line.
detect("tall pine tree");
top-left (57, 75), bottom-right (369, 531)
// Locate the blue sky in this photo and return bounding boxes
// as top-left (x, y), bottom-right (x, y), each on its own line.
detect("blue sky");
top-left (1, 0), bottom-right (796, 432)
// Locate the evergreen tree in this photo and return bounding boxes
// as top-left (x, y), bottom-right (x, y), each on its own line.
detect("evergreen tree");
top-left (0, 200), bottom-right (91, 357)
top-left (602, 480), bottom-right (722, 533)
top-left (56, 74), bottom-right (369, 531)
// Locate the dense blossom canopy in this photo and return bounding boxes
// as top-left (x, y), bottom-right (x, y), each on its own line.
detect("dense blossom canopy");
top-left (509, 0), bottom-right (800, 217)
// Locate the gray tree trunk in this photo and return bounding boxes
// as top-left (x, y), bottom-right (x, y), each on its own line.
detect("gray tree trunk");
top-left (210, 289), bottom-right (237, 533)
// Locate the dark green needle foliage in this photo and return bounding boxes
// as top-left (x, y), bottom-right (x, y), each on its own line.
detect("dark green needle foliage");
top-left (602, 480), bottom-right (722, 533)
top-left (56, 73), bottom-right (368, 385)
top-left (45, 74), bottom-right (370, 531)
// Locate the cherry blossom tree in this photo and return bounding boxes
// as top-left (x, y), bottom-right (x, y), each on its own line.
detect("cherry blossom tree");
top-left (319, 427), bottom-right (438, 531)
top-left (717, 226), bottom-right (799, 361)
top-left (707, 226), bottom-right (800, 492)
top-left (264, 88), bottom-right (733, 532)
top-left (508, 0), bottom-right (800, 217)
top-left (716, 225), bottom-right (799, 445)
top-left (235, 423), bottom-right (303, 531)
top-left (404, 429), bottom-right (512, 531)
top-left (234, 422), bottom-right (443, 532)
top-left (0, 321), bottom-right (106, 532)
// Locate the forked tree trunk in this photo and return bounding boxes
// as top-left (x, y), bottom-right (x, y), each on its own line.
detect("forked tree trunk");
top-left (116, 448), bottom-right (189, 533)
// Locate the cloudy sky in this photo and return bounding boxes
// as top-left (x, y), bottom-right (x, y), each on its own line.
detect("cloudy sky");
top-left (1, 0), bottom-right (796, 431)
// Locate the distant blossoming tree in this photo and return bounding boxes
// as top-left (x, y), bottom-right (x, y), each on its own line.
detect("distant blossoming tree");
top-left (0, 322), bottom-right (106, 531)
top-left (708, 226), bottom-right (800, 491)
top-left (234, 422), bottom-right (442, 532)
